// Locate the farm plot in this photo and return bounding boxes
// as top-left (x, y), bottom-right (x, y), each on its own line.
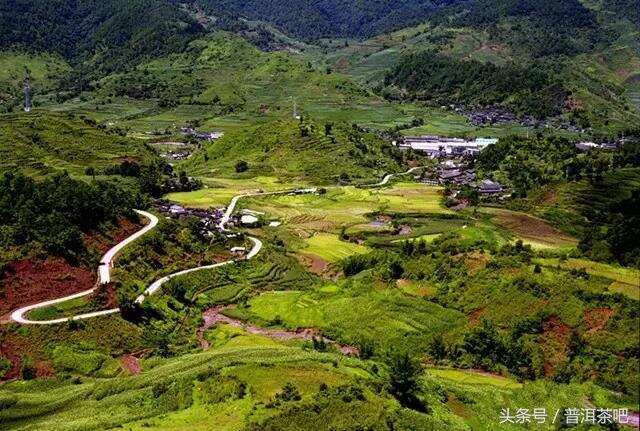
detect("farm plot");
top-left (480, 207), bottom-right (578, 250)
top-left (534, 257), bottom-right (640, 300)
top-left (302, 233), bottom-right (369, 263)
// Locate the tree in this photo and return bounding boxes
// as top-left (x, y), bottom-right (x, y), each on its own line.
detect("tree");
top-left (84, 166), bottom-right (95, 179)
top-left (388, 352), bottom-right (424, 411)
top-left (235, 160), bottom-right (249, 173)
top-left (275, 382), bottom-right (301, 402)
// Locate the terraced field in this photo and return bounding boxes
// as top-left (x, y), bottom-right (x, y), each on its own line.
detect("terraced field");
top-left (534, 257), bottom-right (640, 300)
top-left (0, 343), bottom-right (370, 431)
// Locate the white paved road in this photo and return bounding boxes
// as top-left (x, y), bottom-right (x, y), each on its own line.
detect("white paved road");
top-left (10, 196), bottom-right (265, 325)
top-left (10, 170), bottom-right (422, 325)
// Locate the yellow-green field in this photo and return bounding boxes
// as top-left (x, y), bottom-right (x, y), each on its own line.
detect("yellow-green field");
top-left (302, 233), bottom-right (369, 262)
top-left (168, 181), bottom-right (451, 237)
top-left (244, 183), bottom-right (451, 234)
top-left (427, 368), bottom-right (523, 389)
top-left (166, 176), bottom-right (307, 207)
top-left (535, 257), bottom-right (640, 299)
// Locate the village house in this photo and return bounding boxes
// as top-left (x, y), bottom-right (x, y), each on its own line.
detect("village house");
top-left (477, 179), bottom-right (504, 194)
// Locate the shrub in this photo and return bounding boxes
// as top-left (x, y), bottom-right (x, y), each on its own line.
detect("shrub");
top-left (0, 357), bottom-right (12, 379)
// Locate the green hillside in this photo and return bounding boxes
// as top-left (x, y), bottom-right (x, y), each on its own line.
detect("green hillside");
top-left (0, 111), bottom-right (156, 176)
top-left (0, 2), bottom-right (639, 430)
top-left (0, 51), bottom-right (70, 112)
top-left (180, 118), bottom-right (405, 183)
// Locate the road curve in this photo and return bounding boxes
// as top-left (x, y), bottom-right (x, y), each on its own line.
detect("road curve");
top-left (368, 167), bottom-right (422, 187)
top-left (10, 195), bottom-right (264, 325)
top-left (100, 210), bottom-right (159, 284)
top-left (11, 210), bottom-right (158, 325)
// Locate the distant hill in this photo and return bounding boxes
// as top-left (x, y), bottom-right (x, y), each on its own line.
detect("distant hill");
top-left (0, 0), bottom-right (203, 76)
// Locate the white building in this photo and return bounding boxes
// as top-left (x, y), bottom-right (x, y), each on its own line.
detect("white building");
top-left (399, 136), bottom-right (498, 155)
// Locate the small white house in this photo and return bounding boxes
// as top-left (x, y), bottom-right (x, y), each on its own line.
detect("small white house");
top-left (240, 214), bottom-right (259, 226)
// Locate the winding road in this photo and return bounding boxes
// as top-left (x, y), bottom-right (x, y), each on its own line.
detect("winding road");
top-left (9, 168), bottom-right (419, 325)
top-left (9, 200), bottom-right (262, 325)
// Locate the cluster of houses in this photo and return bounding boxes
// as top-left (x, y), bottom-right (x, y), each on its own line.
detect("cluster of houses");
top-left (397, 135), bottom-right (498, 157)
top-left (420, 160), bottom-right (504, 196)
top-left (180, 126), bottom-right (224, 141)
top-left (575, 141), bottom-right (620, 151)
top-left (397, 135), bottom-right (505, 197)
top-left (448, 105), bottom-right (583, 133)
top-left (162, 149), bottom-right (192, 161)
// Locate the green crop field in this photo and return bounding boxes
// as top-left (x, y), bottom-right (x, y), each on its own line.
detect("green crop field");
top-left (302, 233), bottom-right (369, 262)
top-left (426, 368), bottom-right (522, 389)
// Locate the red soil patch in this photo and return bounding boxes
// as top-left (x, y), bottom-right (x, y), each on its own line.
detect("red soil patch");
top-left (540, 189), bottom-right (558, 205)
top-left (333, 57), bottom-right (349, 73)
top-left (35, 360), bottom-right (55, 379)
top-left (0, 218), bottom-right (143, 317)
top-left (84, 217), bottom-right (142, 255)
top-left (492, 210), bottom-right (576, 246)
top-left (539, 316), bottom-right (571, 377)
top-left (0, 257), bottom-right (95, 316)
top-left (564, 97), bottom-right (585, 111)
top-left (121, 355), bottom-right (141, 375)
top-left (468, 307), bottom-right (486, 326)
top-left (198, 306), bottom-right (359, 356)
top-left (296, 252), bottom-right (339, 280)
top-left (583, 307), bottom-right (615, 333)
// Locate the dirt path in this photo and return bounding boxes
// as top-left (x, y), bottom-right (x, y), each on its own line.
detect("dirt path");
top-left (198, 305), bottom-right (359, 355)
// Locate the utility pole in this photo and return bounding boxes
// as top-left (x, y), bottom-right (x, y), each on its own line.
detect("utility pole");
top-left (292, 98), bottom-right (300, 120)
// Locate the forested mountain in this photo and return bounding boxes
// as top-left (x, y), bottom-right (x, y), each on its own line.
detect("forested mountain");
top-left (200, 0), bottom-right (461, 41)
top-left (0, 0), bottom-right (203, 74)
top-left (430, 0), bottom-right (607, 57)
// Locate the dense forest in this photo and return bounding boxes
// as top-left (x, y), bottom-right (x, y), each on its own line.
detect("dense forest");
top-left (201, 0), bottom-right (461, 41)
top-left (384, 51), bottom-right (564, 118)
top-left (431, 0), bottom-right (612, 57)
top-left (0, 172), bottom-right (145, 261)
top-left (0, 0), bottom-right (202, 76)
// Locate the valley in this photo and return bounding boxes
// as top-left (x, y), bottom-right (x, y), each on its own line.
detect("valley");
top-left (0, 1), bottom-right (639, 430)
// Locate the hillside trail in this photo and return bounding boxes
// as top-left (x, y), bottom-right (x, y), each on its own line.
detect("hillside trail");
top-left (197, 305), bottom-right (359, 355)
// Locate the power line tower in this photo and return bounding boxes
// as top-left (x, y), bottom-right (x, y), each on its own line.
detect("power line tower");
top-left (23, 72), bottom-right (32, 113)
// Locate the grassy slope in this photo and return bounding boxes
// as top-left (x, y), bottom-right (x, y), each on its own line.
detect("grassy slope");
top-left (1, 327), bottom-right (629, 430)
top-left (42, 30), bottom-right (545, 138)
top-left (0, 51), bottom-right (70, 108)
top-left (178, 118), bottom-right (403, 183)
top-left (0, 111), bottom-right (156, 176)
top-left (512, 168), bottom-right (640, 239)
